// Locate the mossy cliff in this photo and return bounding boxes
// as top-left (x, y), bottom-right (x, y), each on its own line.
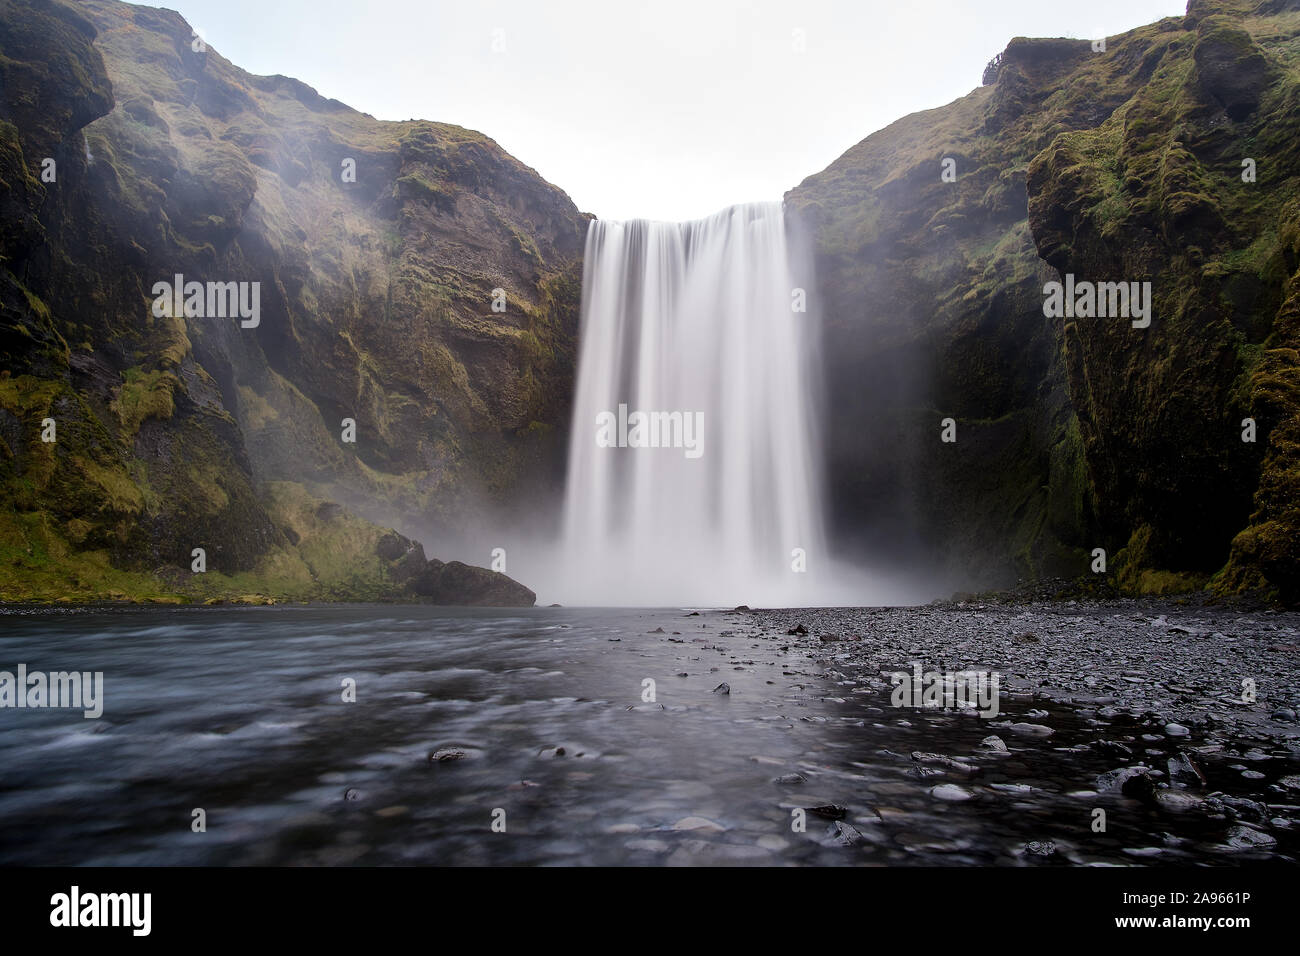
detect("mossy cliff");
top-left (788, 0), bottom-right (1300, 603)
top-left (0, 0), bottom-right (575, 604)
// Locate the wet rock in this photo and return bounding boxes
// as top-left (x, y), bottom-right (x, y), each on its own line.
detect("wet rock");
top-left (1023, 840), bottom-right (1056, 857)
top-left (1003, 722), bottom-right (1054, 736)
top-left (806, 805), bottom-right (848, 820)
top-left (1122, 846), bottom-right (1167, 858)
top-left (787, 624), bottom-right (808, 636)
top-left (670, 816), bottom-right (725, 833)
top-left (1225, 825), bottom-right (1277, 850)
top-left (408, 559), bottom-right (536, 607)
top-left (1207, 794), bottom-right (1270, 823)
top-left (1272, 707), bottom-right (1297, 721)
top-left (1155, 790), bottom-right (1205, 813)
top-left (977, 735), bottom-right (1008, 753)
top-left (1095, 740), bottom-right (1134, 758)
top-left (428, 748), bottom-right (466, 763)
top-left (827, 821), bottom-right (866, 846)
top-left (648, 627), bottom-right (665, 634)
top-left (990, 783), bottom-right (1043, 795)
top-left (912, 752), bottom-right (980, 775)
top-left (712, 682), bottom-right (730, 695)
top-left (929, 784), bottom-right (973, 801)
top-left (1167, 752), bottom-right (1207, 788)
top-left (1097, 767), bottom-right (1157, 802)
top-left (1164, 722), bottom-right (1190, 737)
top-left (907, 765), bottom-right (946, 780)
top-left (774, 773), bottom-right (806, 785)
top-left (1278, 775), bottom-right (1300, 791)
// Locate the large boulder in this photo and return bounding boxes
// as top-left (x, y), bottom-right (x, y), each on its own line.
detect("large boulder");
top-left (408, 559), bottom-right (536, 607)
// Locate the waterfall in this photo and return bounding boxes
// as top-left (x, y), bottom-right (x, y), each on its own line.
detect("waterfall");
top-left (557, 201), bottom-right (826, 606)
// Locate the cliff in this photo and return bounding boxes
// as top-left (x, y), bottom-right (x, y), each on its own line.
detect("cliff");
top-left (0, 0), bottom-right (576, 604)
top-left (788, 0), bottom-right (1300, 603)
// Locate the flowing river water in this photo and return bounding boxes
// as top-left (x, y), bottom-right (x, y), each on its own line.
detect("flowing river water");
top-left (0, 604), bottom-right (1295, 866)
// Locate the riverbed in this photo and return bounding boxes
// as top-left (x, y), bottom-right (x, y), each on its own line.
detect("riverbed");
top-left (0, 602), bottom-right (1295, 865)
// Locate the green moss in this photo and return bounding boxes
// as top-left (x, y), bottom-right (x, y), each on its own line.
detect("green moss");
top-left (70, 455), bottom-right (144, 514)
top-left (111, 367), bottom-right (176, 436)
top-left (395, 171), bottom-right (451, 207)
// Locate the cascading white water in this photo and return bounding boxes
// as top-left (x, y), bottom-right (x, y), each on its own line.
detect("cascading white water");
top-left (557, 201), bottom-right (826, 606)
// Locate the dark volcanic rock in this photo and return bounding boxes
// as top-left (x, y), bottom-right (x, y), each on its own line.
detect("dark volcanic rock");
top-left (408, 559), bottom-right (535, 607)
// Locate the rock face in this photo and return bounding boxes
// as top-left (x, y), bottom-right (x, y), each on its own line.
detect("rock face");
top-left (0, 0), bottom-right (564, 603)
top-left (409, 559), bottom-right (537, 607)
top-left (788, 0), bottom-right (1300, 603)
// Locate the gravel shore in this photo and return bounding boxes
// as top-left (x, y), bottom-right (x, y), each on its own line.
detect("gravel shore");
top-left (743, 599), bottom-right (1300, 744)
top-left (692, 598), bottom-right (1300, 859)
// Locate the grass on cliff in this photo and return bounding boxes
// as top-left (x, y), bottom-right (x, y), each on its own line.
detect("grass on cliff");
top-left (0, 481), bottom-right (412, 604)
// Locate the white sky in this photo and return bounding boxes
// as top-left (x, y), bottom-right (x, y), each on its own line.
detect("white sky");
top-left (164, 0), bottom-right (1188, 221)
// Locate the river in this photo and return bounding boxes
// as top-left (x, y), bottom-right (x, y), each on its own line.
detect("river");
top-left (0, 604), bottom-right (1293, 865)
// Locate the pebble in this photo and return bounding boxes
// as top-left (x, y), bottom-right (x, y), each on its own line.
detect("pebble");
top-left (1155, 790), bottom-right (1205, 813)
top-left (827, 821), bottom-right (866, 846)
top-left (428, 748), bottom-right (467, 762)
top-left (1003, 722), bottom-right (1055, 736)
top-left (1225, 825), bottom-right (1277, 849)
top-left (929, 784), bottom-right (973, 801)
top-left (670, 816), bottom-right (725, 833)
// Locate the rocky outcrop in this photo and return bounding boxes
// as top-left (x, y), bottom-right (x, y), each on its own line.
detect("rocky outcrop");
top-left (409, 558), bottom-right (536, 607)
top-left (0, 0), bottom-right (574, 603)
top-left (789, 0), bottom-right (1300, 603)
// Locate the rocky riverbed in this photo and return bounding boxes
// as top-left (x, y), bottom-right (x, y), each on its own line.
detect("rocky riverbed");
top-left (719, 598), bottom-right (1300, 860)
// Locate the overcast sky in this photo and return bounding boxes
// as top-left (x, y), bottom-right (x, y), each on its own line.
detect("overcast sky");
top-left (163, 0), bottom-right (1187, 221)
